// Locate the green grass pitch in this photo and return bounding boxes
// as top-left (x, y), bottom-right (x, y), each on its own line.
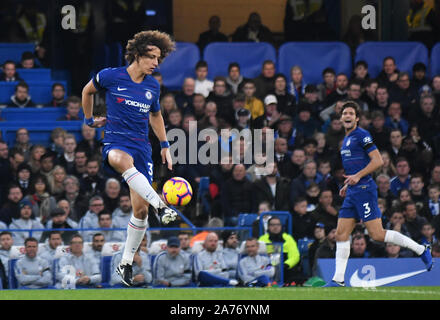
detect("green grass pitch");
top-left (1, 287), bottom-right (440, 300)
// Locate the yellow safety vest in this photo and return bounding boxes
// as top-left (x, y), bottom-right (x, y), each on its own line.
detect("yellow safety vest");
top-left (18, 13), bottom-right (46, 43)
top-left (407, 0), bottom-right (434, 31)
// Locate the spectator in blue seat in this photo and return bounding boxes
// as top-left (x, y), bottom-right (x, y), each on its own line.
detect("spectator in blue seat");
top-left (56, 234), bottom-right (101, 289)
top-left (175, 77), bottom-right (195, 112)
top-left (14, 237), bottom-right (52, 289)
top-left (196, 15), bottom-right (228, 52)
top-left (324, 73), bottom-right (348, 107)
top-left (152, 236), bottom-right (192, 287)
top-left (87, 233), bottom-right (104, 267)
top-left (272, 73), bottom-right (295, 117)
top-left (226, 63), bottom-right (247, 96)
top-left (231, 12), bottom-right (274, 44)
top-left (8, 82), bottom-right (35, 108)
top-left (0, 184), bottom-right (24, 226)
top-left (384, 102), bottom-right (409, 136)
top-left (0, 231), bottom-right (13, 280)
top-left (57, 96), bottom-right (82, 121)
top-left (238, 237), bottom-right (274, 287)
top-left (289, 159), bottom-right (326, 207)
top-left (317, 67), bottom-right (336, 103)
top-left (293, 104), bottom-right (320, 139)
top-left (376, 56), bottom-right (400, 89)
top-left (0, 60), bottom-right (23, 82)
top-left (289, 66), bottom-right (306, 106)
top-left (19, 51), bottom-right (37, 69)
top-left (49, 83), bottom-right (66, 107)
top-left (194, 61), bottom-right (213, 98)
top-left (253, 60), bottom-right (276, 101)
top-left (9, 198), bottom-right (44, 245)
top-left (411, 62), bottom-right (430, 92)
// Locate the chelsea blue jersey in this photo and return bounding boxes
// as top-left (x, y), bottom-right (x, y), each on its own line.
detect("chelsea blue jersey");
top-left (92, 67), bottom-right (161, 149)
top-left (340, 127), bottom-right (377, 188)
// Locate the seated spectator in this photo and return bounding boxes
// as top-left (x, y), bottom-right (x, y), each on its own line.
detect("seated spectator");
top-left (259, 217), bottom-right (305, 285)
top-left (288, 66), bottom-right (306, 105)
top-left (242, 80), bottom-right (264, 121)
top-left (226, 63), bottom-right (247, 95)
top-left (420, 222), bottom-right (437, 245)
top-left (387, 128), bottom-right (406, 164)
top-left (0, 60), bottom-right (23, 81)
top-left (49, 128), bottom-right (67, 158)
top-left (293, 105), bottom-right (320, 139)
top-left (376, 173), bottom-right (396, 210)
top-left (369, 111), bottom-right (391, 152)
top-left (68, 147), bottom-right (88, 179)
top-left (0, 184), bottom-right (24, 226)
top-left (350, 60), bottom-right (370, 87)
top-left (194, 61), bottom-right (213, 98)
top-left (0, 231), bottom-right (14, 279)
top-left (290, 159), bottom-right (325, 207)
top-left (278, 148), bottom-right (306, 180)
top-left (57, 96), bottom-right (82, 121)
top-left (311, 189), bottom-right (338, 230)
top-left (346, 80), bottom-right (368, 111)
top-left (324, 113), bottom-right (345, 150)
top-left (28, 144), bottom-right (46, 174)
top-left (317, 67), bottom-right (336, 103)
top-left (253, 60), bottom-right (276, 101)
top-left (253, 94), bottom-right (281, 129)
top-left (274, 115), bottom-right (302, 151)
top-left (376, 56), bottom-right (400, 89)
top-left (411, 62), bottom-right (430, 92)
top-left (427, 183), bottom-right (440, 219)
top-left (111, 191), bottom-right (132, 229)
top-left (390, 158), bottom-right (411, 196)
top-left (312, 226), bottom-right (337, 276)
top-left (389, 72), bottom-right (418, 116)
top-left (192, 93), bottom-right (206, 121)
top-left (79, 196), bottom-right (105, 241)
top-left (252, 162), bottom-right (290, 212)
top-left (193, 232), bottom-right (238, 287)
top-left (15, 162), bottom-right (32, 196)
top-left (234, 107), bottom-right (251, 130)
top-left (160, 93), bottom-right (178, 126)
top-left (86, 233), bottom-right (105, 267)
top-left (19, 51), bottom-right (37, 69)
top-left (409, 174), bottom-right (430, 216)
top-left (49, 83), bottom-right (66, 107)
top-left (273, 73), bottom-right (295, 117)
top-left (12, 128), bottom-right (32, 162)
top-left (410, 94), bottom-right (439, 148)
top-left (384, 102), bottom-right (409, 136)
top-left (231, 12), bottom-right (274, 44)
top-left (350, 234), bottom-right (370, 258)
top-left (274, 136), bottom-right (291, 169)
top-left (14, 237), bottom-right (52, 289)
top-left (56, 234), bottom-right (101, 289)
top-left (308, 222), bottom-right (327, 272)
top-left (221, 231), bottom-right (240, 280)
top-left (221, 164), bottom-right (253, 226)
top-left (46, 165), bottom-right (66, 199)
top-left (384, 243), bottom-right (403, 258)
top-left (77, 124), bottom-right (100, 158)
top-left (24, 174), bottom-right (51, 220)
top-left (94, 211), bottom-right (125, 242)
top-left (196, 15), bottom-right (228, 52)
top-left (178, 232), bottom-right (193, 259)
top-left (38, 231), bottom-right (63, 265)
top-left (56, 133), bottom-right (76, 172)
top-left (41, 207), bottom-right (78, 244)
top-left (55, 175), bottom-right (89, 222)
top-left (238, 237), bottom-right (275, 287)
top-left (39, 151), bottom-right (56, 180)
top-left (207, 76), bottom-right (234, 124)
top-left (402, 200), bottom-right (428, 242)
top-left (361, 79), bottom-right (379, 110)
top-left (101, 178), bottom-right (122, 214)
top-left (301, 84), bottom-right (325, 121)
top-left (9, 198), bottom-right (44, 245)
top-left (8, 82), bottom-right (35, 108)
top-left (152, 236), bottom-right (192, 288)
top-left (291, 197), bottom-right (316, 241)
top-left (152, 71), bottom-right (169, 97)
top-left (174, 77), bottom-right (195, 112)
top-left (324, 73), bottom-right (348, 107)
top-left (80, 157), bottom-right (106, 199)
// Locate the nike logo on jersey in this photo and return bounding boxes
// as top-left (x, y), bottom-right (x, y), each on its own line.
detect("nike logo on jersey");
top-left (349, 268), bottom-right (426, 287)
top-left (117, 87), bottom-right (127, 91)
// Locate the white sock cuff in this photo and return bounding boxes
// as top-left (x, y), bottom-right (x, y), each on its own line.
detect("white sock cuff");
top-left (128, 215), bottom-right (148, 228)
top-left (384, 230), bottom-right (395, 243)
top-left (336, 240), bottom-right (350, 249)
top-left (122, 167), bottom-right (138, 181)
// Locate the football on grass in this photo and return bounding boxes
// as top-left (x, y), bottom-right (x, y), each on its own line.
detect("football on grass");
top-left (162, 177), bottom-right (193, 206)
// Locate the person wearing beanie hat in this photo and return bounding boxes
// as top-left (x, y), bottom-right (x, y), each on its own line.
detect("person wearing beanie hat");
top-left (222, 231), bottom-right (240, 279)
top-left (9, 198), bottom-right (44, 245)
top-left (235, 107), bottom-right (251, 129)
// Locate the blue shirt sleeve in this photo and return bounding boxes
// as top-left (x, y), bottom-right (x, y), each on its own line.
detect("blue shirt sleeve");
top-left (360, 130), bottom-right (377, 153)
top-left (92, 67), bottom-right (114, 90)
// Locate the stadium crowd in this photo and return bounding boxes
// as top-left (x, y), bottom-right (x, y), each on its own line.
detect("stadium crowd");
top-left (1, 0), bottom-right (440, 289)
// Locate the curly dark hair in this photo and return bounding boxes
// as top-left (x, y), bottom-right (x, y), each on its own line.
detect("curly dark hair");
top-left (125, 30), bottom-right (176, 65)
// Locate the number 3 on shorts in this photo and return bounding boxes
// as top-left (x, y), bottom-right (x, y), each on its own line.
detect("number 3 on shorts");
top-left (363, 202), bottom-right (371, 215)
top-left (147, 162), bottom-right (153, 176)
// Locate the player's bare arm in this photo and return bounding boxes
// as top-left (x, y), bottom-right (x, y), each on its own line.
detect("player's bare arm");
top-left (343, 149), bottom-right (383, 186)
top-left (150, 110), bottom-right (172, 170)
top-left (81, 80), bottom-right (107, 128)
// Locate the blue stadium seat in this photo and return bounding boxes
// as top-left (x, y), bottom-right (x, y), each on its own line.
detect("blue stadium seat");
top-left (16, 68), bottom-right (51, 81)
top-left (0, 107), bottom-right (67, 121)
top-left (197, 176), bottom-right (210, 216)
top-left (430, 42), bottom-right (440, 77)
top-left (238, 213), bottom-right (259, 228)
top-left (259, 211), bottom-right (292, 236)
top-left (0, 80), bottom-right (68, 105)
top-left (355, 41), bottom-right (429, 78)
top-left (8, 259), bottom-right (18, 289)
top-left (100, 256), bottom-right (112, 286)
top-left (158, 42), bottom-right (200, 91)
top-left (0, 43), bottom-right (34, 65)
top-left (278, 42), bottom-right (352, 85)
top-left (204, 42), bottom-right (277, 79)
